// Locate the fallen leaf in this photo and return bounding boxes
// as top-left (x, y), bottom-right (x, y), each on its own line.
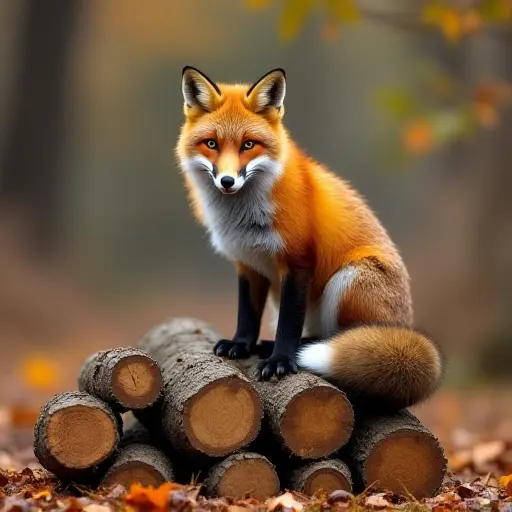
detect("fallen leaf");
top-left (365, 494), bottom-right (392, 509)
top-left (499, 474), bottom-right (512, 496)
top-left (83, 505), bottom-right (112, 512)
top-left (473, 441), bottom-right (506, 472)
top-left (32, 489), bottom-right (52, 501)
top-left (268, 492), bottom-right (304, 512)
top-left (125, 482), bottom-right (175, 510)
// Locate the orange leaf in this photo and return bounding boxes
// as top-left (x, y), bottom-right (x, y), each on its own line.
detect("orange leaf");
top-left (440, 8), bottom-right (463, 42)
top-left (33, 490), bottom-right (52, 501)
top-left (20, 356), bottom-right (59, 390)
top-left (402, 120), bottom-right (434, 155)
top-left (499, 474), bottom-right (512, 496)
top-left (125, 482), bottom-right (175, 510)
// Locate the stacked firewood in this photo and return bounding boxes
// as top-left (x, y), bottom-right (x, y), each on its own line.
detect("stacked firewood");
top-left (33, 317), bottom-right (448, 501)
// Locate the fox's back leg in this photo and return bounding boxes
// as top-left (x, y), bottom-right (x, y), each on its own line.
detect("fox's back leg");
top-left (319, 256), bottom-right (413, 337)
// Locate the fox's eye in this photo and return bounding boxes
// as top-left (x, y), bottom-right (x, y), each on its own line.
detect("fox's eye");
top-left (205, 139), bottom-right (218, 150)
top-left (242, 140), bottom-right (255, 150)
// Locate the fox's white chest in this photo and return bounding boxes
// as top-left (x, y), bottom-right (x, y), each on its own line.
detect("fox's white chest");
top-left (198, 185), bottom-right (283, 281)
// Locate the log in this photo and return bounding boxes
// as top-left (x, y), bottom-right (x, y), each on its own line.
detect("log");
top-left (203, 452), bottom-right (279, 500)
top-left (286, 459), bottom-right (352, 496)
top-left (158, 318), bottom-right (354, 459)
top-left (33, 391), bottom-right (121, 479)
top-left (238, 358), bottom-right (354, 459)
top-left (344, 410), bottom-right (447, 499)
top-left (78, 348), bottom-right (163, 411)
top-left (136, 318), bottom-right (263, 458)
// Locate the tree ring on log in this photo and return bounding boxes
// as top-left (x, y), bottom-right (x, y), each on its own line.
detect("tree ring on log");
top-left (111, 354), bottom-right (163, 409)
top-left (46, 406), bottom-right (118, 469)
top-left (364, 430), bottom-right (446, 499)
top-left (281, 386), bottom-right (354, 458)
top-left (183, 376), bottom-right (262, 456)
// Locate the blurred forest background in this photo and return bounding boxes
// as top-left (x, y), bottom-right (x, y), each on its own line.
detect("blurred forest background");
top-left (0, 0), bottom-right (511, 446)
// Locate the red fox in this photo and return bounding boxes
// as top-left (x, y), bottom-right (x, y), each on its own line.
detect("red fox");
top-left (176, 66), bottom-right (444, 410)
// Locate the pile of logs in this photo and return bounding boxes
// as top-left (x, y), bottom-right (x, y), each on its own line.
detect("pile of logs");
top-left (33, 317), bottom-right (447, 501)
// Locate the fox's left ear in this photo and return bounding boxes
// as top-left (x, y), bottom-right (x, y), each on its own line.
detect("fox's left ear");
top-left (246, 68), bottom-right (286, 115)
top-left (182, 66), bottom-right (222, 114)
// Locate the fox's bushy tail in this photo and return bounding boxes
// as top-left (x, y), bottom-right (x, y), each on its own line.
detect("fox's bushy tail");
top-left (296, 325), bottom-right (444, 411)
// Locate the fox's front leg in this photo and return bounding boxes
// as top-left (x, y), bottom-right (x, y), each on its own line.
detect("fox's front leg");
top-left (257, 267), bottom-right (311, 380)
top-left (214, 263), bottom-right (270, 359)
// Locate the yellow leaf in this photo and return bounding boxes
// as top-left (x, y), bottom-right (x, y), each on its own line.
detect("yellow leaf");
top-left (246, 0), bottom-right (273, 9)
top-left (33, 490), bottom-right (52, 501)
top-left (20, 356), bottom-right (59, 390)
top-left (278, 0), bottom-right (314, 41)
top-left (325, 0), bottom-right (361, 23)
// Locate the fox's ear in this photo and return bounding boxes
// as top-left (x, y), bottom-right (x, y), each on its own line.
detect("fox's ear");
top-left (182, 66), bottom-right (222, 113)
top-left (246, 68), bottom-right (286, 114)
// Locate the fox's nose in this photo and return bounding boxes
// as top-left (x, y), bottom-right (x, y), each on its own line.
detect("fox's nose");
top-left (220, 176), bottom-right (235, 189)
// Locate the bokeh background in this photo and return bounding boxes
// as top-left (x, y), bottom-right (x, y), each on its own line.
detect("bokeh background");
top-left (0, 0), bottom-right (511, 467)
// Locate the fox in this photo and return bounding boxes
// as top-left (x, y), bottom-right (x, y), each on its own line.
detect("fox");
top-left (176, 66), bottom-right (444, 411)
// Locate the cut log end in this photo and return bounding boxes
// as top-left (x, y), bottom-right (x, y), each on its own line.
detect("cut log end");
top-left (288, 460), bottom-right (353, 496)
top-left (204, 452), bottom-right (279, 501)
top-left (112, 354), bottom-right (163, 409)
top-left (47, 406), bottom-right (117, 469)
top-left (184, 376), bottom-right (262, 456)
top-left (34, 392), bottom-right (121, 477)
top-left (282, 385), bottom-right (354, 458)
top-left (364, 429), bottom-right (446, 499)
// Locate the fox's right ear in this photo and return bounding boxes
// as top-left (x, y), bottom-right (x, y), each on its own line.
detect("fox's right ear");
top-left (182, 66), bottom-right (222, 114)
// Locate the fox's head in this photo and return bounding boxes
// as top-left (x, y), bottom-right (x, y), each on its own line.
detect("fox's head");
top-left (177, 67), bottom-right (288, 195)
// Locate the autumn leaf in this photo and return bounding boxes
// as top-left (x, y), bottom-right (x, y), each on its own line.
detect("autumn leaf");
top-left (278, 0), bottom-right (314, 41)
top-left (402, 119), bottom-right (434, 155)
top-left (462, 9), bottom-right (483, 36)
top-left (20, 356), bottom-right (59, 390)
top-left (268, 492), bottom-right (304, 512)
top-left (499, 474), bottom-right (512, 496)
top-left (439, 8), bottom-right (463, 42)
top-left (479, 0), bottom-right (512, 21)
top-left (125, 482), bottom-right (176, 510)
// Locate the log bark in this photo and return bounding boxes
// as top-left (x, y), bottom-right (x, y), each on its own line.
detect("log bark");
top-left (78, 348), bottom-right (163, 411)
top-left (155, 318), bottom-right (354, 459)
top-left (344, 410), bottom-right (447, 499)
top-left (33, 391), bottom-right (121, 479)
top-left (136, 318), bottom-right (263, 458)
top-left (286, 459), bottom-right (352, 496)
top-left (203, 452), bottom-right (279, 500)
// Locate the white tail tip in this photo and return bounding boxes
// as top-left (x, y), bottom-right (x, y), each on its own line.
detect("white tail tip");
top-left (296, 342), bottom-right (333, 375)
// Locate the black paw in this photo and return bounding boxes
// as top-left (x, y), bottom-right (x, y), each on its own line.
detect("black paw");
top-left (213, 339), bottom-right (252, 359)
top-left (257, 354), bottom-right (298, 380)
